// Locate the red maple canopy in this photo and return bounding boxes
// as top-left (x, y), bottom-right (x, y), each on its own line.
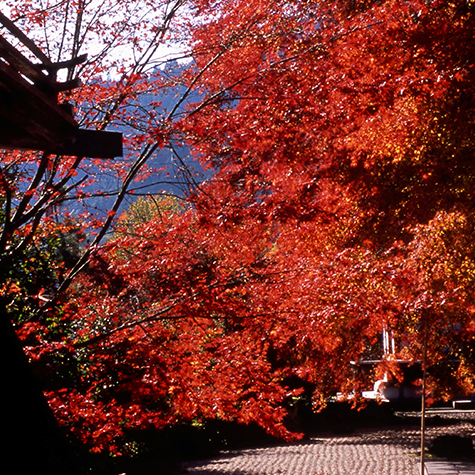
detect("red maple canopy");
top-left (3, 0), bottom-right (475, 455)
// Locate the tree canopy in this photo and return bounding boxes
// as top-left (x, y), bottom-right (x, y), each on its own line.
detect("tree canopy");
top-left (2, 0), bottom-right (475, 459)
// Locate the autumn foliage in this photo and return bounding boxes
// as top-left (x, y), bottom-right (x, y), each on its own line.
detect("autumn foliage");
top-left (2, 0), bottom-right (475, 456)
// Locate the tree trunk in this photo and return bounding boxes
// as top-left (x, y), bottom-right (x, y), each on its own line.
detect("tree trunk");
top-left (0, 304), bottom-right (86, 475)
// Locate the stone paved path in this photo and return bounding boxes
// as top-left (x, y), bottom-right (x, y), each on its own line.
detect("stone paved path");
top-left (425, 459), bottom-right (475, 475)
top-left (183, 430), bottom-right (420, 475)
top-left (182, 412), bottom-right (475, 475)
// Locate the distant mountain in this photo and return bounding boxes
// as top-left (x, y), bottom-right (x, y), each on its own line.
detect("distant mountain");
top-left (65, 64), bottom-right (207, 221)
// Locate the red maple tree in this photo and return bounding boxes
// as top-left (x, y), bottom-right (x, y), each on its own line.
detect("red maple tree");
top-left (178, 0), bottom-right (475, 414)
top-left (3, 0), bottom-right (475, 464)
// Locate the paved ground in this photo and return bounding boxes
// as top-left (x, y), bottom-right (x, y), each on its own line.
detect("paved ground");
top-left (181, 411), bottom-right (475, 475)
top-left (425, 459), bottom-right (475, 474)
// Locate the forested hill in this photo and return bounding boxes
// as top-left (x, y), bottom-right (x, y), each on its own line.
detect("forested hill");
top-left (67, 62), bottom-right (205, 219)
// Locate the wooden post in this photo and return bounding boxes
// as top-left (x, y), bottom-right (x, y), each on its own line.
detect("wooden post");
top-left (420, 320), bottom-right (428, 475)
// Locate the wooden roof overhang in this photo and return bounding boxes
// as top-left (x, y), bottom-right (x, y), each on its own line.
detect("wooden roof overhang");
top-left (0, 12), bottom-right (122, 158)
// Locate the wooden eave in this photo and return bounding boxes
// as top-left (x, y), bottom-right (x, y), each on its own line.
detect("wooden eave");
top-left (0, 12), bottom-right (122, 159)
